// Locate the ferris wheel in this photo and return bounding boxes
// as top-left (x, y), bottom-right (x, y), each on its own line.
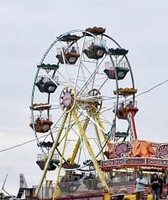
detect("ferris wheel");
top-left (29, 27), bottom-right (138, 194)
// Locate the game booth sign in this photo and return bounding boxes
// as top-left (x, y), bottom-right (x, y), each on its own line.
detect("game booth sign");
top-left (101, 139), bottom-right (168, 197)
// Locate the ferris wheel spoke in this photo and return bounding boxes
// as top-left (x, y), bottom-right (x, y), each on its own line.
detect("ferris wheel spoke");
top-left (78, 107), bottom-right (107, 137)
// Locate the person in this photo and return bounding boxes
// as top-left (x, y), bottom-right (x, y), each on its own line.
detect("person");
top-left (151, 173), bottom-right (160, 200)
top-left (158, 174), bottom-right (164, 198)
top-left (39, 76), bottom-right (44, 84)
top-left (117, 102), bottom-right (125, 118)
top-left (88, 42), bottom-right (94, 50)
top-left (36, 76), bottom-right (45, 92)
top-left (126, 100), bottom-right (133, 108)
top-left (70, 46), bottom-right (77, 53)
top-left (135, 172), bottom-right (148, 200)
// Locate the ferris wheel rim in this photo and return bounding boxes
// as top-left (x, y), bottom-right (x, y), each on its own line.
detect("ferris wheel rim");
top-left (30, 27), bottom-right (136, 173)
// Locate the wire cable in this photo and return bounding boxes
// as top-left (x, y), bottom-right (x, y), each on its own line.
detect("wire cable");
top-left (0, 77), bottom-right (168, 153)
top-left (0, 134), bottom-right (47, 153)
top-left (136, 78), bottom-right (168, 97)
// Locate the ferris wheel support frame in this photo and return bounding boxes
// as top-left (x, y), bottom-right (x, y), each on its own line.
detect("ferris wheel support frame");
top-left (34, 112), bottom-right (69, 197)
top-left (72, 108), bottom-right (109, 191)
top-left (127, 111), bottom-right (137, 140)
top-left (53, 112), bottom-right (72, 200)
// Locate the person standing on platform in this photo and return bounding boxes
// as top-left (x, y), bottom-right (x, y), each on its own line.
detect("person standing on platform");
top-left (158, 174), bottom-right (164, 198)
top-left (135, 172), bottom-right (148, 200)
top-left (151, 173), bottom-right (160, 200)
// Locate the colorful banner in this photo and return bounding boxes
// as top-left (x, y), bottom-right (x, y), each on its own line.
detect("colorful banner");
top-left (107, 139), bottom-right (168, 159)
top-left (101, 139), bottom-right (168, 170)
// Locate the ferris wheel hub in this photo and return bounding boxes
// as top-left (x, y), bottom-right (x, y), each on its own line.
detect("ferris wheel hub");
top-left (59, 86), bottom-right (76, 112)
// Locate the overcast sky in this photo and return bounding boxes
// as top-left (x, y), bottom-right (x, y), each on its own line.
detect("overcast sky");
top-left (0, 0), bottom-right (168, 196)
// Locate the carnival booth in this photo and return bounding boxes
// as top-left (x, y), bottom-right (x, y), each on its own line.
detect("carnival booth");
top-left (101, 140), bottom-right (168, 199)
